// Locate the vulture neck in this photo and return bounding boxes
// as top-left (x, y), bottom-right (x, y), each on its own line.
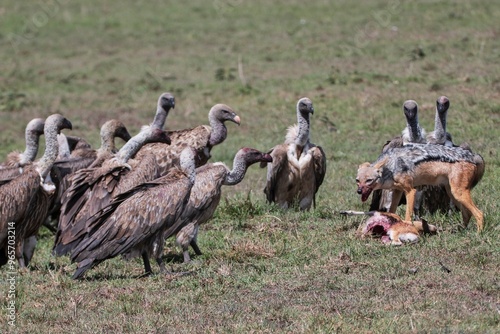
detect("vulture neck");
top-left (57, 134), bottom-right (71, 159)
top-left (295, 111), bottom-right (310, 147)
top-left (151, 104), bottom-right (171, 130)
top-left (115, 129), bottom-right (149, 163)
top-left (37, 125), bottom-right (60, 179)
top-left (21, 128), bottom-right (42, 165)
top-left (405, 115), bottom-right (424, 143)
top-left (433, 108), bottom-right (447, 142)
top-left (208, 113), bottom-right (227, 147)
top-left (224, 154), bottom-right (248, 185)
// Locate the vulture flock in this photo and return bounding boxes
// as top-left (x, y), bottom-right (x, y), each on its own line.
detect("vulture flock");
top-left (0, 92), bottom-right (486, 278)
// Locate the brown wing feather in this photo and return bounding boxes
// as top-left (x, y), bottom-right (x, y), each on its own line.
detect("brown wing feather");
top-left (54, 155), bottom-right (159, 256)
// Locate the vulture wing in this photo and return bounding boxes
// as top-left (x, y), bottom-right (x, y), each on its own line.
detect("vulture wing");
top-left (311, 145), bottom-right (327, 207)
top-left (70, 169), bottom-right (192, 279)
top-left (55, 154), bottom-right (159, 256)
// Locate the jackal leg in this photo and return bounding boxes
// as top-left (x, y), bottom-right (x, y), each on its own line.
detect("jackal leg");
top-left (449, 186), bottom-right (484, 232)
top-left (404, 188), bottom-right (418, 222)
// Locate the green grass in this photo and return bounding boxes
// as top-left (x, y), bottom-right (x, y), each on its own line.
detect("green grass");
top-left (1, 0), bottom-right (500, 333)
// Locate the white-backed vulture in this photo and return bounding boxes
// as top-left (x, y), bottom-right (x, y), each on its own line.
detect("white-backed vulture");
top-left (69, 147), bottom-right (196, 279)
top-left (1, 118), bottom-right (45, 169)
top-left (0, 114), bottom-right (72, 268)
top-left (53, 94), bottom-right (176, 256)
top-left (158, 147), bottom-right (273, 263)
top-left (134, 103), bottom-right (240, 176)
top-left (263, 97), bottom-right (326, 210)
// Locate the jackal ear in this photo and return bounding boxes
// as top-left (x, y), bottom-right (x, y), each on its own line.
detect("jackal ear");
top-left (358, 162), bottom-right (371, 169)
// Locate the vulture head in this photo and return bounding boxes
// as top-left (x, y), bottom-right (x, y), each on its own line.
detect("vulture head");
top-left (403, 100), bottom-right (418, 121)
top-left (297, 97), bottom-right (314, 116)
top-left (46, 114), bottom-right (73, 133)
top-left (436, 96), bottom-right (450, 114)
top-left (237, 147), bottom-right (273, 166)
top-left (26, 118), bottom-right (46, 137)
top-left (101, 119), bottom-right (132, 143)
top-left (209, 104), bottom-right (241, 126)
top-left (159, 92), bottom-right (175, 111)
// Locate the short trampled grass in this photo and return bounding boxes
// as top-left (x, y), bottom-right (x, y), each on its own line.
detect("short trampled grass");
top-left (1, 0), bottom-right (499, 333)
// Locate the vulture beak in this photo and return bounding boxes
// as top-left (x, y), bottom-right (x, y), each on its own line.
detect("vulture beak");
top-left (122, 132), bottom-right (132, 142)
top-left (233, 115), bottom-right (241, 126)
top-left (310, 107), bottom-right (314, 115)
top-left (261, 153), bottom-right (273, 163)
top-left (170, 98), bottom-right (175, 109)
top-left (63, 119), bottom-right (73, 131)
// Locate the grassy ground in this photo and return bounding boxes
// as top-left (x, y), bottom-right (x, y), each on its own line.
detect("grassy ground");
top-left (1, 0), bottom-right (499, 332)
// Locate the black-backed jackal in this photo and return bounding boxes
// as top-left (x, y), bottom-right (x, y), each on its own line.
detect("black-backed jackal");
top-left (356, 144), bottom-right (485, 231)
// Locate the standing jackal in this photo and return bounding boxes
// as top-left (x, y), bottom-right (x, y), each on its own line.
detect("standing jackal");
top-left (356, 144), bottom-right (485, 231)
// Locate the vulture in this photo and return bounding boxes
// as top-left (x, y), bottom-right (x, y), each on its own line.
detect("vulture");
top-left (134, 103), bottom-right (241, 176)
top-left (53, 95), bottom-right (176, 257)
top-left (263, 97), bottom-right (326, 210)
top-left (158, 147), bottom-right (273, 263)
top-left (47, 119), bottom-right (132, 224)
top-left (0, 114), bottom-right (72, 268)
top-left (69, 147), bottom-right (196, 279)
top-left (1, 118), bottom-right (45, 169)
top-left (370, 100), bottom-right (426, 212)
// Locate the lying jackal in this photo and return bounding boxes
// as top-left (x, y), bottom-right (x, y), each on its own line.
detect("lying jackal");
top-left (356, 144), bottom-right (485, 231)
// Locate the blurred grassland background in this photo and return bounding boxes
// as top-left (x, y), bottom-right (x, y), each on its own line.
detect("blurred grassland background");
top-left (0, 0), bottom-right (499, 333)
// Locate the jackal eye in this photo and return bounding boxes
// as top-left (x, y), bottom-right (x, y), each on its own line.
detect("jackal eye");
top-left (355, 179), bottom-right (359, 183)
top-left (366, 178), bottom-right (373, 183)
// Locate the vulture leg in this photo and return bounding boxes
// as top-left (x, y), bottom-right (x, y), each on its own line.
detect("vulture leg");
top-left (23, 236), bottom-right (37, 266)
top-left (15, 240), bottom-right (27, 269)
top-left (182, 249), bottom-right (192, 263)
top-left (142, 251), bottom-right (153, 276)
top-left (0, 249), bottom-right (7, 266)
top-left (190, 240), bottom-right (202, 256)
top-left (156, 256), bottom-right (168, 274)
